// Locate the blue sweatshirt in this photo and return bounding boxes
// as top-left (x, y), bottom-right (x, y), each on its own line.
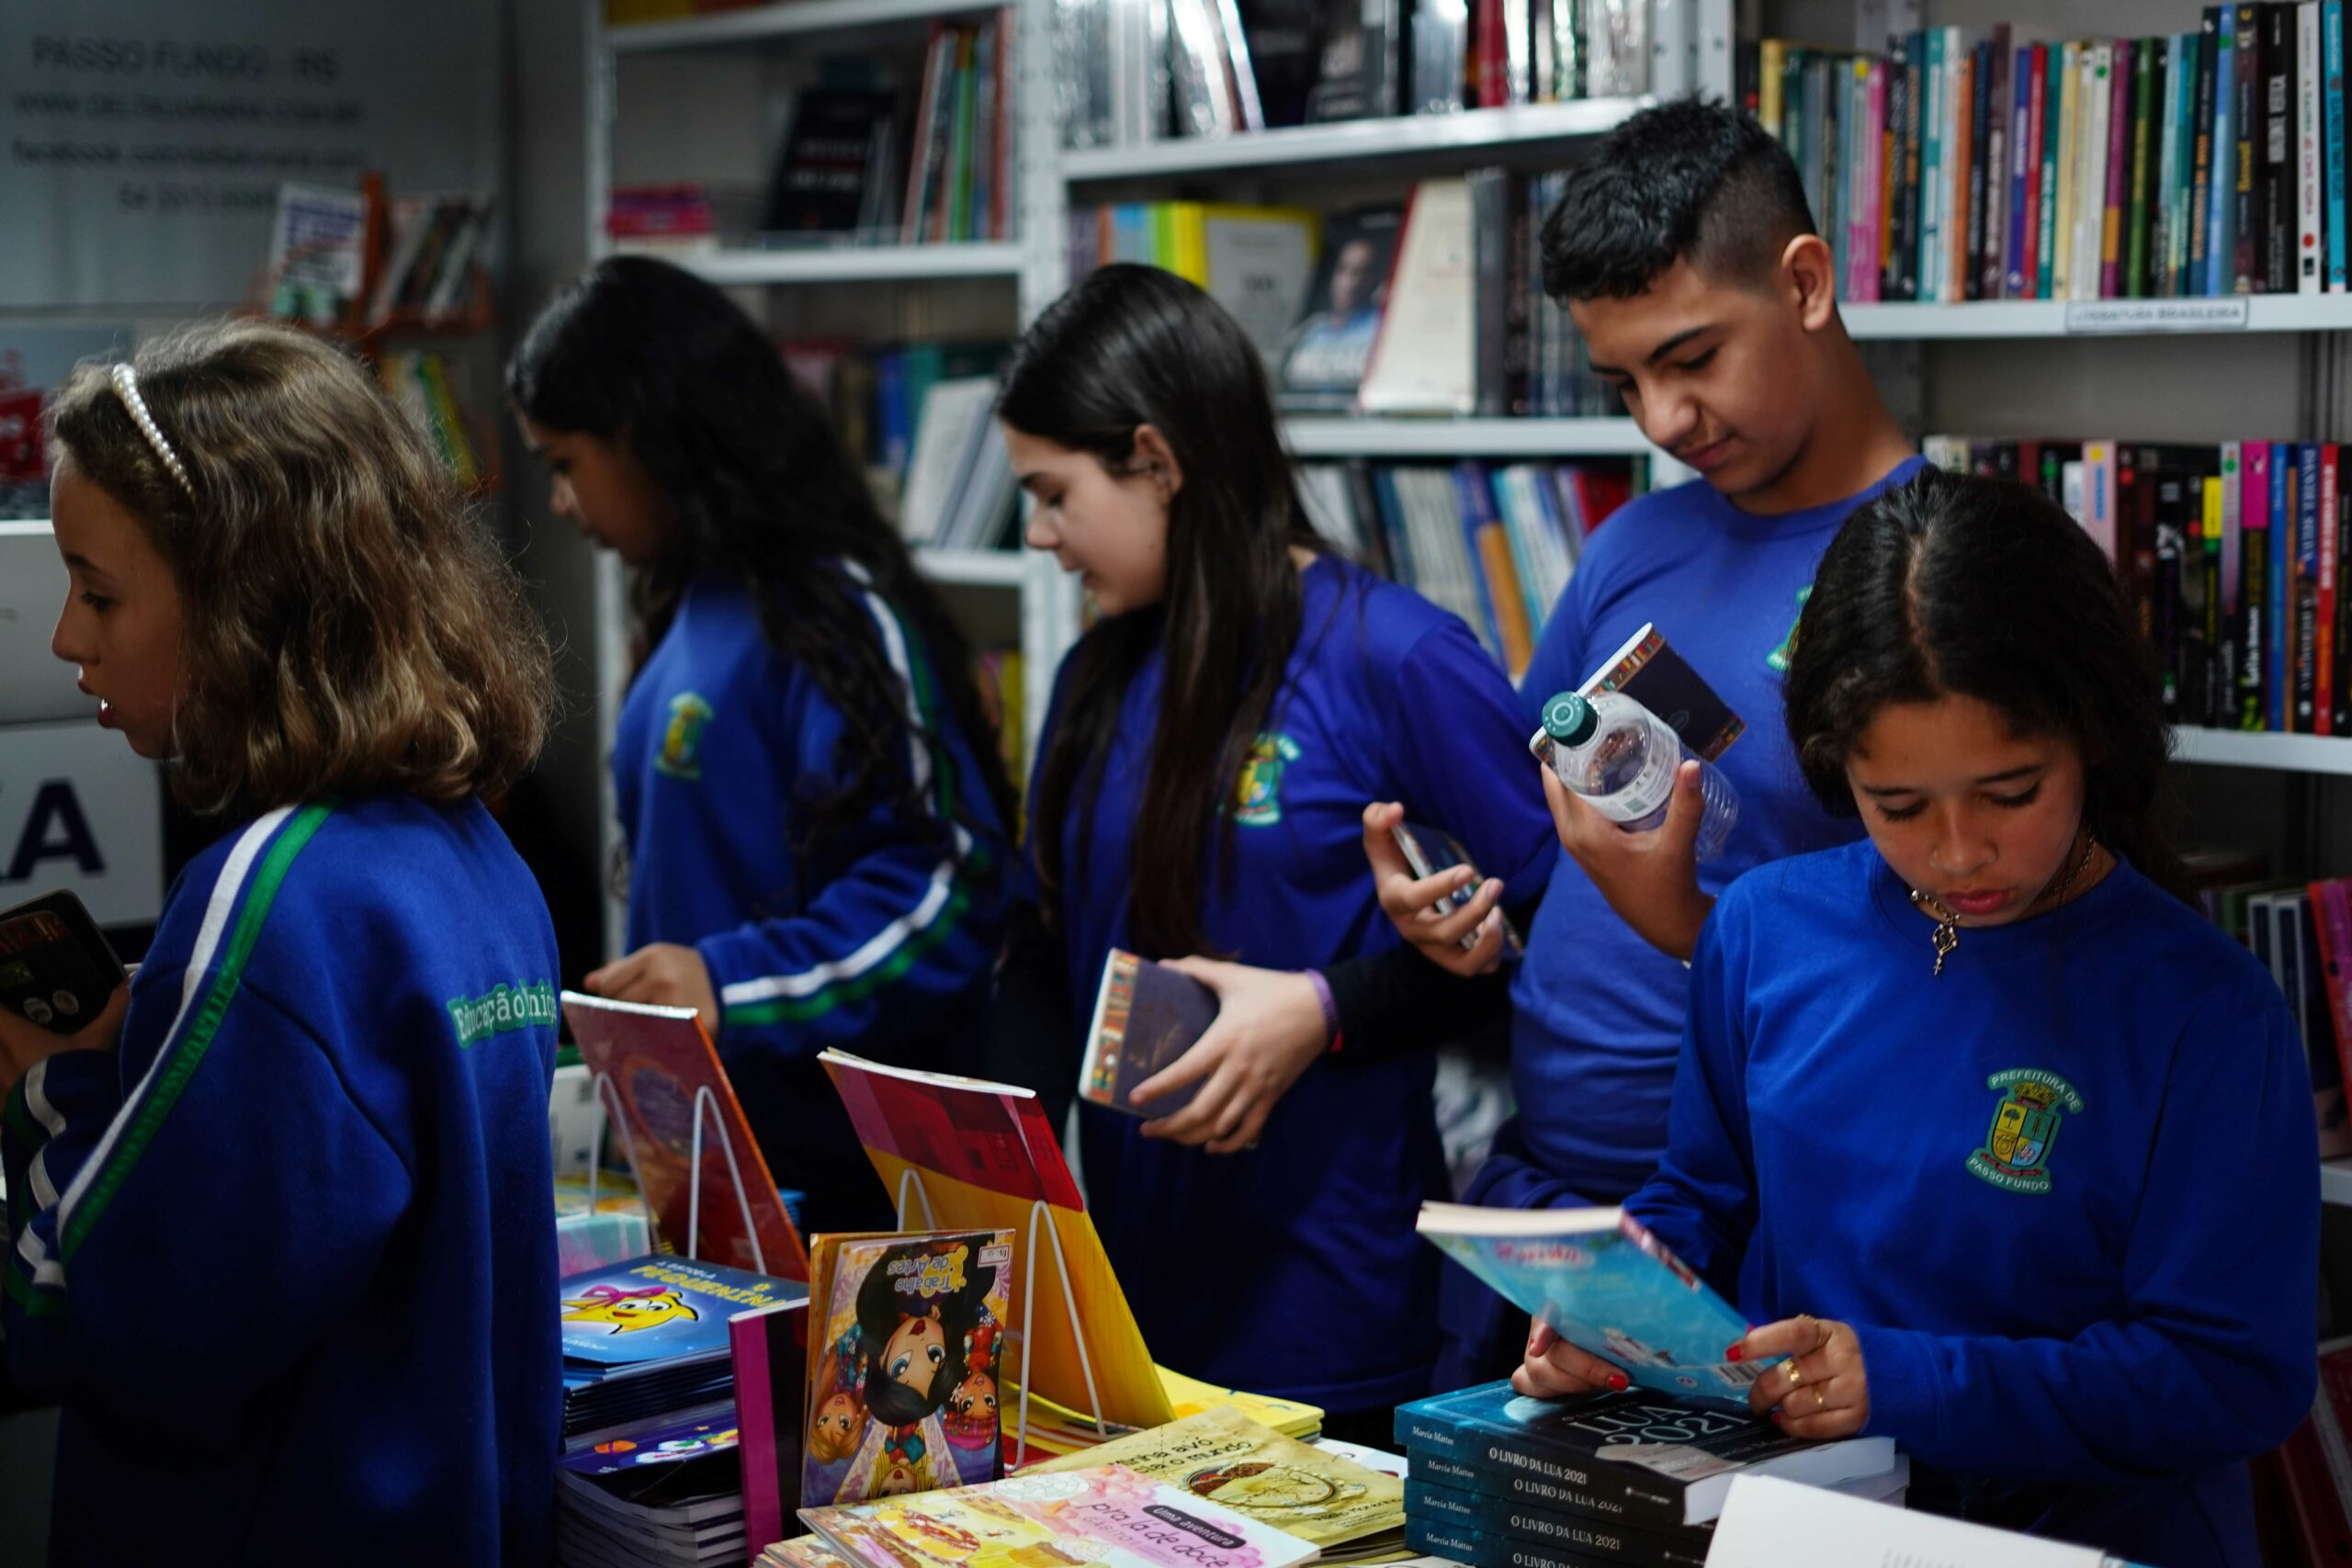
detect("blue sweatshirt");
top-left (1045, 558), bottom-right (1556, 1413)
top-left (1506, 462), bottom-right (1923, 1203)
top-left (1626, 839), bottom-right (2318, 1566)
top-left (614, 571), bottom-right (1010, 1235)
top-left (3, 794), bottom-right (562, 1566)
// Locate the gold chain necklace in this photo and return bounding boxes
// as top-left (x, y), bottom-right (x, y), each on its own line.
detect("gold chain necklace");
top-left (1908, 831), bottom-right (2098, 978)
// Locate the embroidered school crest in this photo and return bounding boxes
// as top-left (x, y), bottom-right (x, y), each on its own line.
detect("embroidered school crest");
top-left (1966, 1068), bottom-right (2086, 1195)
top-left (655, 692), bottom-right (714, 781)
top-left (1233, 732), bottom-right (1303, 827)
top-left (1766, 585), bottom-right (1813, 673)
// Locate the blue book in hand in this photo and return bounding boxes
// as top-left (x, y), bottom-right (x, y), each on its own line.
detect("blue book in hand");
top-left (1416, 1202), bottom-right (1770, 1410)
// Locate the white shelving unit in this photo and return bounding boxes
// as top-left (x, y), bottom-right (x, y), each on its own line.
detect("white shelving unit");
top-left (1062, 98), bottom-right (1655, 183)
top-left (2172, 729), bottom-right (2352, 776)
top-left (1283, 417), bottom-right (1653, 458)
top-left (605, 0), bottom-right (1012, 52)
top-left (2325, 1160), bottom-right (2352, 1208)
top-left (1845, 296), bottom-right (2352, 341)
top-left (674, 243), bottom-right (1028, 287)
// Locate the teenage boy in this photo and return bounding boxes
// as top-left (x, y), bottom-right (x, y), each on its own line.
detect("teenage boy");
top-left (1364, 98), bottom-right (1921, 1385)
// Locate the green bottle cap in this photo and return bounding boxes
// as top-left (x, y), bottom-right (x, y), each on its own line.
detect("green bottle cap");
top-left (1540, 692), bottom-right (1596, 746)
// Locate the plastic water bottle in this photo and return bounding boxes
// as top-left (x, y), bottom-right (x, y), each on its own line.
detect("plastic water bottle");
top-left (1538, 690), bottom-right (1740, 863)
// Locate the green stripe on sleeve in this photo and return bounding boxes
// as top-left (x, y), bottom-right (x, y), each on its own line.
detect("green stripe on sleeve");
top-left (59, 801), bottom-right (334, 1262)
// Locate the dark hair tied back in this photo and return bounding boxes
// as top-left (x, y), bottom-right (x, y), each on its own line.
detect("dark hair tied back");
top-left (1781, 467), bottom-right (2189, 901)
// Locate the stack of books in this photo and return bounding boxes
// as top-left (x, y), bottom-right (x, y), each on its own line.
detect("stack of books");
top-left (1752, 7), bottom-right (2352, 305)
top-left (555, 1255), bottom-right (808, 1568)
top-left (1397, 1381), bottom-right (1908, 1568)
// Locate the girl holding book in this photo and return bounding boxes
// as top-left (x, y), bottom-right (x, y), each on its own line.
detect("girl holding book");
top-left (1516, 468), bottom-right (2316, 1565)
top-left (988, 264), bottom-right (1556, 1434)
top-left (509, 256), bottom-right (1013, 1235)
top-left (0, 321), bottom-right (563, 1562)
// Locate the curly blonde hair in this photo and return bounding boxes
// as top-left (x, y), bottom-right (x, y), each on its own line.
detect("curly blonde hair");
top-left (48, 319), bottom-right (553, 817)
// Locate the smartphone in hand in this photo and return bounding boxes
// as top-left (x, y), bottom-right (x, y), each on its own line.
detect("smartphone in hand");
top-left (0, 890), bottom-right (126, 1033)
top-left (1391, 822), bottom-right (1523, 959)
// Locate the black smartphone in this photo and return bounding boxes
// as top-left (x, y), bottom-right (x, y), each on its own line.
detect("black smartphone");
top-left (1391, 822), bottom-right (1524, 959)
top-left (0, 890), bottom-right (126, 1034)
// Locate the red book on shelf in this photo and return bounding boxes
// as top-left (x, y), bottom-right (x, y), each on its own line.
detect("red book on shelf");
top-left (2312, 881), bottom-right (2352, 1107)
top-left (2322, 446), bottom-right (2340, 735)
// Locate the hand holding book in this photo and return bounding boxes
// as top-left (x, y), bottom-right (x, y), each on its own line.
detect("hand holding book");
top-left (1130, 956), bottom-right (1328, 1155)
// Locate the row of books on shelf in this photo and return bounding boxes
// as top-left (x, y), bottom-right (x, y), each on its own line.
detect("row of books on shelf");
top-left (2193, 863), bottom-right (2352, 1157)
top-left (1296, 458), bottom-right (1634, 679)
top-left (1057, 0), bottom-right (1658, 152)
top-left (264, 182), bottom-right (492, 332)
top-left (1927, 436), bottom-right (2352, 735)
top-left (1069, 177), bottom-right (1615, 423)
top-left (780, 338), bottom-right (1017, 545)
top-left (379, 351), bottom-right (488, 492)
top-left (1749, 6), bottom-right (2352, 306)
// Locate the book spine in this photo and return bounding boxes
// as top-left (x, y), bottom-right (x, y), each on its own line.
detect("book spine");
top-left (2031, 45), bottom-right (2056, 298)
top-left (2008, 44), bottom-right (2035, 295)
top-left (1901, 31), bottom-right (1928, 299)
top-left (2233, 4), bottom-right (2261, 290)
top-left (2192, 15), bottom-right (2221, 293)
top-left (2069, 44), bottom-right (2101, 300)
top-left (1405, 1483), bottom-right (1709, 1568)
top-left (2337, 454), bottom-right (2352, 733)
top-left (1922, 28), bottom-right (1946, 300)
top-left (2259, 3), bottom-right (2289, 290)
top-left (2246, 443), bottom-right (2274, 729)
top-left (1952, 35), bottom-right (1977, 301)
top-left (2313, 882), bottom-right (2352, 1105)
top-left (2324, 444), bottom-right (2340, 733)
top-left (1967, 39), bottom-right (1993, 299)
top-left (2222, 443), bottom-right (2245, 708)
top-left (2331, 1), bottom-right (2349, 289)
top-left (2157, 35), bottom-right (2187, 296)
top-left (2275, 442), bottom-right (2294, 728)
top-left (2304, 443), bottom-right (2324, 730)
top-left (2053, 41), bottom-right (2078, 297)
top-left (2204, 468), bottom-right (2226, 726)
top-left (1393, 1421), bottom-right (1684, 1529)
top-left (2104, 39), bottom-right (2133, 297)
top-left (2127, 38), bottom-right (2158, 296)
top-left (2212, 6), bottom-right (2237, 295)
top-left (2303, 2), bottom-right (2324, 291)
top-left (1866, 58), bottom-right (1889, 303)
top-left (1403, 1444), bottom-right (1689, 1538)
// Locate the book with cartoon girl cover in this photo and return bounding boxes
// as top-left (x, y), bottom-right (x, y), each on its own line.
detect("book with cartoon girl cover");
top-left (801, 1230), bottom-right (1016, 1511)
top-left (799, 1463), bottom-right (1322, 1568)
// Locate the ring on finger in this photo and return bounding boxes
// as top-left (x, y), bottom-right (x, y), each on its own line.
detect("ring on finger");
top-left (1783, 1360), bottom-right (1804, 1389)
top-left (1813, 1386), bottom-right (1826, 1409)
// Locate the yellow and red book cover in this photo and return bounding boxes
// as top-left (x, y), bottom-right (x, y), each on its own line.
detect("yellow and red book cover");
top-left (818, 1050), bottom-right (1175, 1450)
top-left (563, 990), bottom-right (809, 1282)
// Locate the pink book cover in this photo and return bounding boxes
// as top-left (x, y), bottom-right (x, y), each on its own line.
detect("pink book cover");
top-left (734, 1295), bottom-right (811, 1558)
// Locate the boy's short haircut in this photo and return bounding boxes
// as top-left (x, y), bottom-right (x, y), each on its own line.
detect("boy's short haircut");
top-left (49, 320), bottom-right (554, 817)
top-left (1541, 97), bottom-right (1818, 302)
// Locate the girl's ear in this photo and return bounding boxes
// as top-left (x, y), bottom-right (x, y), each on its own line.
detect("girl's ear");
top-left (1131, 424), bottom-right (1184, 500)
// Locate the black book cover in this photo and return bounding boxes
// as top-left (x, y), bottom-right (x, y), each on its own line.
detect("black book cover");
top-left (2264, 1), bottom-right (2296, 291)
top-left (1307, 0), bottom-right (1408, 121)
top-left (1982, 28), bottom-right (2013, 299)
top-left (2154, 477), bottom-right (2187, 721)
top-left (2235, 4), bottom-right (2263, 291)
top-left (1885, 39), bottom-right (1912, 300)
top-left (1237, 0), bottom-right (1323, 127)
top-left (763, 88), bottom-right (897, 236)
top-left (1407, 1479), bottom-right (1709, 1568)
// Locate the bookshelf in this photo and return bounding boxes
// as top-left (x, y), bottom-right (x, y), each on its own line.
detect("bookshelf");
top-left (1283, 417), bottom-right (1654, 458)
top-left (675, 243), bottom-right (1029, 287)
top-left (2172, 730), bottom-right (2352, 777)
top-left (1061, 98), bottom-right (1657, 183)
top-left (605, 0), bottom-right (1012, 53)
top-left (1845, 297), bottom-right (2352, 341)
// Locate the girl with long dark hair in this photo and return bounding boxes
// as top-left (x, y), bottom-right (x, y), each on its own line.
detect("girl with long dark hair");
top-left (510, 255), bottom-right (1013, 1235)
top-left (989, 265), bottom-right (1556, 1432)
top-left (1517, 468), bottom-right (2315, 1565)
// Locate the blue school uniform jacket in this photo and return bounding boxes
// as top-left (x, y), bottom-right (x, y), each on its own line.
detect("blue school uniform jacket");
top-left (1628, 839), bottom-right (2318, 1567)
top-left (613, 570), bottom-right (1009, 1234)
top-left (3, 794), bottom-right (563, 1566)
top-left (1045, 557), bottom-right (1556, 1413)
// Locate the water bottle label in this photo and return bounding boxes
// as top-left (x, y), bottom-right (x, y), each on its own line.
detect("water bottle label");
top-left (1585, 742), bottom-right (1679, 825)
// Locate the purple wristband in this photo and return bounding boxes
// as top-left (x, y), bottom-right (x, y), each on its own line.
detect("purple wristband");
top-left (1305, 967), bottom-right (1340, 1052)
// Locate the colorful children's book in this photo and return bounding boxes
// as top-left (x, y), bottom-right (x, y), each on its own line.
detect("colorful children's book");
top-left (1033, 1406), bottom-right (1405, 1551)
top-left (799, 1464), bottom-right (1323, 1568)
top-left (800, 1229), bottom-right (1015, 1511)
top-left (1394, 1381), bottom-right (1898, 1530)
top-left (1080, 950), bottom-right (1216, 1118)
top-left (818, 1050), bottom-right (1177, 1442)
top-left (562, 1254), bottom-right (801, 1369)
top-left (563, 990), bottom-right (810, 1281)
top-left (559, 1412), bottom-right (742, 1476)
top-left (1414, 1201), bottom-right (1766, 1410)
top-left (735, 1291), bottom-right (813, 1554)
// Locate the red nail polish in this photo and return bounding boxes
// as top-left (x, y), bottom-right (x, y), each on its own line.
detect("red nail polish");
top-left (1609, 1371), bottom-right (1630, 1391)
top-left (1724, 1344), bottom-right (1744, 1362)
top-left (1770, 1411), bottom-right (1782, 1427)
